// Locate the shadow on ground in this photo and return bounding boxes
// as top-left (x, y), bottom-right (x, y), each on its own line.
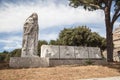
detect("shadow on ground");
top-left (102, 62), bottom-right (120, 73)
top-left (0, 62), bottom-right (9, 70)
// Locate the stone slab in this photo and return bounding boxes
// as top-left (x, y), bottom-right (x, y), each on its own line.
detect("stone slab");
top-left (9, 57), bottom-right (49, 68)
top-left (41, 45), bottom-right (59, 58)
top-left (75, 47), bottom-right (89, 58)
top-left (41, 45), bottom-right (102, 59)
top-left (60, 46), bottom-right (75, 58)
top-left (88, 47), bottom-right (102, 58)
top-left (49, 58), bottom-right (107, 66)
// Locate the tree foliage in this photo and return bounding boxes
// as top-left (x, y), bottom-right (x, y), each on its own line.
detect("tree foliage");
top-left (0, 40), bottom-right (49, 62)
top-left (10, 49), bottom-right (21, 57)
top-left (58, 26), bottom-right (106, 51)
top-left (49, 40), bottom-right (59, 45)
top-left (69, 0), bottom-right (120, 62)
top-left (0, 51), bottom-right (10, 62)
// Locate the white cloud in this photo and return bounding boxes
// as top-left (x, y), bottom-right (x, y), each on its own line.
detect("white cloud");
top-left (0, 36), bottom-right (22, 51)
top-left (0, 1), bottom-right (105, 33)
top-left (3, 42), bottom-right (21, 50)
top-left (0, 32), bottom-right (58, 51)
top-left (40, 33), bottom-right (58, 41)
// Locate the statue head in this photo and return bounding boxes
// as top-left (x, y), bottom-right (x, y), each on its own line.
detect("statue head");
top-left (30, 13), bottom-right (38, 20)
top-left (24, 13), bottom-right (38, 26)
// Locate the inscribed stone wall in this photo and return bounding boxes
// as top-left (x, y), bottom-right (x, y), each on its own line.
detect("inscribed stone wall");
top-left (41, 45), bottom-right (102, 59)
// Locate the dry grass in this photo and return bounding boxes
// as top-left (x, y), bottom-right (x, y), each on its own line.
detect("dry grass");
top-left (0, 63), bottom-right (120, 80)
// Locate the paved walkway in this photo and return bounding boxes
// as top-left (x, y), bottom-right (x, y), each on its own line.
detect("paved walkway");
top-left (80, 76), bottom-right (120, 80)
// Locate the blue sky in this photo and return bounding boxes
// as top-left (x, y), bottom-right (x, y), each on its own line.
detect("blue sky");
top-left (0, 0), bottom-right (120, 52)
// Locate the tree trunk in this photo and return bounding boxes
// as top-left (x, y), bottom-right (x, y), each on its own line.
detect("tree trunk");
top-left (104, 6), bottom-right (113, 62)
top-left (106, 24), bottom-right (113, 62)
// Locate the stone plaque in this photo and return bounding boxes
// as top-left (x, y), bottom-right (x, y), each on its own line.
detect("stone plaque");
top-left (75, 47), bottom-right (89, 58)
top-left (88, 47), bottom-right (102, 58)
top-left (60, 46), bottom-right (75, 58)
top-left (41, 45), bottom-right (59, 58)
top-left (41, 45), bottom-right (102, 59)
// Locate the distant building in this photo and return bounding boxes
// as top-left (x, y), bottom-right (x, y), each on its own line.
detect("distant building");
top-left (113, 26), bottom-right (120, 62)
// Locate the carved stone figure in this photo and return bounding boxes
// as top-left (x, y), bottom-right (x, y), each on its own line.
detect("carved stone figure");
top-left (21, 13), bottom-right (39, 57)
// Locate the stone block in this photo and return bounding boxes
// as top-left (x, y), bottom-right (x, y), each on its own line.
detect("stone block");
top-left (60, 46), bottom-right (75, 58)
top-left (88, 47), bottom-right (102, 58)
top-left (41, 45), bottom-right (59, 58)
top-left (75, 47), bottom-right (89, 58)
top-left (49, 58), bottom-right (107, 66)
top-left (41, 45), bottom-right (102, 59)
top-left (9, 57), bottom-right (49, 68)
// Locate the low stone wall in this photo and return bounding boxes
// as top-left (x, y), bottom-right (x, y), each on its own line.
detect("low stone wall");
top-left (41, 45), bottom-right (102, 59)
top-left (9, 57), bottom-right (107, 68)
top-left (9, 57), bottom-right (49, 68)
top-left (49, 58), bottom-right (107, 66)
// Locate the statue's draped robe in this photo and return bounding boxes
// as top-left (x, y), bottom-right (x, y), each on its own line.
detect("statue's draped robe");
top-left (21, 13), bottom-right (39, 57)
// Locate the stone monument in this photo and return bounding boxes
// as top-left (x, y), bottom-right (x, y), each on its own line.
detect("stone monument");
top-left (21, 13), bottom-right (39, 57)
top-left (9, 13), bottom-right (107, 68)
top-left (41, 45), bottom-right (102, 59)
top-left (9, 13), bottom-right (49, 68)
top-left (41, 45), bottom-right (107, 66)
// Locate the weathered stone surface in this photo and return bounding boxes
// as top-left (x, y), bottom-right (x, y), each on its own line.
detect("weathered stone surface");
top-left (88, 47), bottom-right (101, 58)
top-left (21, 13), bottom-right (39, 57)
top-left (60, 46), bottom-right (75, 58)
top-left (49, 58), bottom-right (107, 66)
top-left (41, 45), bottom-right (102, 59)
top-left (9, 57), bottom-right (49, 68)
top-left (75, 47), bottom-right (89, 58)
top-left (41, 45), bottom-right (59, 58)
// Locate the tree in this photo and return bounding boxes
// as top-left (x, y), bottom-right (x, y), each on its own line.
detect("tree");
top-left (0, 53), bottom-right (8, 62)
top-left (38, 40), bottom-right (48, 56)
top-left (69, 0), bottom-right (120, 62)
top-left (10, 49), bottom-right (21, 57)
top-left (58, 26), bottom-right (106, 51)
top-left (49, 40), bottom-right (59, 45)
top-left (2, 50), bottom-right (9, 54)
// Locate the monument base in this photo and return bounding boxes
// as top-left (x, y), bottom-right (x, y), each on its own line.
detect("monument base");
top-left (9, 57), bottom-right (49, 68)
top-left (49, 58), bottom-right (107, 66)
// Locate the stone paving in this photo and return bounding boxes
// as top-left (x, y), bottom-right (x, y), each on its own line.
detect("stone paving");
top-left (80, 76), bottom-right (120, 80)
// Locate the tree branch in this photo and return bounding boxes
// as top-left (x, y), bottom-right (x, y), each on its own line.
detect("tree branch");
top-left (80, 0), bottom-right (101, 9)
top-left (111, 3), bottom-right (120, 25)
top-left (112, 12), bottom-right (120, 26)
top-left (89, 3), bottom-right (100, 9)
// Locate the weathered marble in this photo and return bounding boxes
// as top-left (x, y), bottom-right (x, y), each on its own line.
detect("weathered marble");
top-left (88, 47), bottom-right (101, 58)
top-left (60, 46), bottom-right (75, 58)
top-left (41, 45), bottom-right (102, 59)
top-left (9, 57), bottom-right (49, 68)
top-left (21, 13), bottom-right (39, 57)
top-left (41, 45), bottom-right (59, 58)
top-left (75, 47), bottom-right (89, 58)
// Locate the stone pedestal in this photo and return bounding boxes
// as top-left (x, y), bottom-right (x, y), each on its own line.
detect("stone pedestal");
top-left (49, 58), bottom-right (107, 66)
top-left (9, 57), bottom-right (49, 68)
top-left (9, 13), bottom-right (44, 68)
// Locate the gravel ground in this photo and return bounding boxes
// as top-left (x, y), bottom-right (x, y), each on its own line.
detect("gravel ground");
top-left (0, 62), bottom-right (120, 80)
top-left (80, 76), bottom-right (120, 80)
